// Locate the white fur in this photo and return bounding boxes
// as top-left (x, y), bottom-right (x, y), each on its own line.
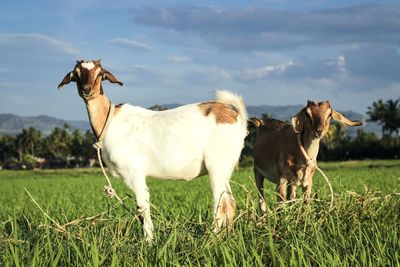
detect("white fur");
top-left (81, 61), bottom-right (95, 70)
top-left (102, 91), bottom-right (247, 239)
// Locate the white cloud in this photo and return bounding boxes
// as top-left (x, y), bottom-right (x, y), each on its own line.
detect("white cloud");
top-left (108, 38), bottom-right (156, 52)
top-left (239, 61), bottom-right (297, 81)
top-left (0, 33), bottom-right (79, 55)
top-left (166, 55), bottom-right (192, 63)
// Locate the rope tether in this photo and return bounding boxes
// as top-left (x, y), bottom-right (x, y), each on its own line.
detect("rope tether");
top-left (93, 141), bottom-right (122, 204)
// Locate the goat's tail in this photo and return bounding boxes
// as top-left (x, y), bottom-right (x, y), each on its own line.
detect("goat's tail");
top-left (215, 90), bottom-right (248, 128)
top-left (247, 117), bottom-right (264, 134)
top-left (248, 117), bottom-right (264, 128)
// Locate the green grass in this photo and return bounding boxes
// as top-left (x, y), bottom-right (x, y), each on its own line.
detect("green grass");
top-left (1, 160), bottom-right (399, 266)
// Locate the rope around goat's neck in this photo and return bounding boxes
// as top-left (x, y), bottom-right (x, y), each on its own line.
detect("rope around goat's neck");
top-left (92, 101), bottom-right (122, 203)
top-left (297, 134), bottom-right (334, 210)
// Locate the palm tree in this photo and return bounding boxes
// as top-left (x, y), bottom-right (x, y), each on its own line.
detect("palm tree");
top-left (26, 127), bottom-right (42, 156)
top-left (324, 123), bottom-right (346, 149)
top-left (367, 99), bottom-right (400, 137)
top-left (367, 99), bottom-right (386, 136)
top-left (46, 125), bottom-right (72, 160)
top-left (15, 128), bottom-right (42, 161)
top-left (383, 99), bottom-right (400, 136)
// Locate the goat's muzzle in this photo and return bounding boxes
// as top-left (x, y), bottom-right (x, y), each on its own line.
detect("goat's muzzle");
top-left (83, 85), bottom-right (92, 93)
top-left (81, 85), bottom-right (93, 99)
top-left (315, 127), bottom-right (323, 138)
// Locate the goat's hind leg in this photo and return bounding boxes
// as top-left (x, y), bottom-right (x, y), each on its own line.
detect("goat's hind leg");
top-left (208, 165), bottom-right (236, 232)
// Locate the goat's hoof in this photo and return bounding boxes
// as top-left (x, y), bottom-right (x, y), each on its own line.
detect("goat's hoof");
top-left (212, 226), bottom-right (221, 234)
top-left (144, 235), bottom-right (154, 244)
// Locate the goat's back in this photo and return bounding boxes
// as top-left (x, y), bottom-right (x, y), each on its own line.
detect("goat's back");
top-left (253, 119), bottom-right (298, 182)
top-left (258, 119), bottom-right (289, 133)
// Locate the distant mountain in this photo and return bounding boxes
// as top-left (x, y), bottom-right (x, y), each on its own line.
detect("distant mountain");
top-left (0, 104), bottom-right (380, 136)
top-left (0, 114), bottom-right (90, 135)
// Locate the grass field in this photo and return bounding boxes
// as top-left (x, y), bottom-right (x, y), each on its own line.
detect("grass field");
top-left (1, 160), bottom-right (399, 266)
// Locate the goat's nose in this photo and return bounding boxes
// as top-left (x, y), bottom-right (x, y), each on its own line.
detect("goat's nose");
top-left (316, 127), bottom-right (323, 135)
top-left (83, 85), bottom-right (92, 92)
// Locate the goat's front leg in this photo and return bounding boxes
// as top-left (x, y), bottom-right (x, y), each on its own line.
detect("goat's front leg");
top-left (287, 184), bottom-right (297, 201)
top-left (125, 176), bottom-right (154, 241)
top-left (276, 178), bottom-right (288, 202)
top-left (302, 178), bottom-right (313, 203)
top-left (302, 168), bottom-right (315, 203)
top-left (255, 168), bottom-right (267, 215)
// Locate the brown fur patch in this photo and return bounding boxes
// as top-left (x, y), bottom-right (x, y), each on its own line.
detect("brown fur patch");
top-left (220, 197), bottom-right (228, 214)
top-left (217, 195), bottom-right (236, 229)
top-left (198, 101), bottom-right (238, 124)
top-left (227, 197), bottom-right (236, 228)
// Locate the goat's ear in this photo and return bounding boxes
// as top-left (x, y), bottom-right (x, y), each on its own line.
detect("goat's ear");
top-left (58, 71), bottom-right (75, 89)
top-left (332, 109), bottom-right (363, 127)
top-left (291, 109), bottom-right (305, 133)
top-left (102, 69), bottom-right (123, 86)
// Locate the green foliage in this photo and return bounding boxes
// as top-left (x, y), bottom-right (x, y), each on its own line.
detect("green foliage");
top-left (148, 104), bottom-right (168, 111)
top-left (0, 134), bottom-right (16, 161)
top-left (1, 161), bottom-right (399, 265)
top-left (15, 127), bottom-right (43, 161)
top-left (319, 129), bottom-right (399, 160)
top-left (261, 113), bottom-right (272, 121)
top-left (367, 98), bottom-right (400, 136)
top-left (0, 125), bottom-right (96, 168)
top-left (45, 124), bottom-right (73, 160)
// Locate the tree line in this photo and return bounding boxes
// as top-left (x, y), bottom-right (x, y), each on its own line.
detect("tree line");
top-left (319, 98), bottom-right (399, 160)
top-left (0, 98), bottom-right (399, 169)
top-left (0, 124), bottom-right (96, 169)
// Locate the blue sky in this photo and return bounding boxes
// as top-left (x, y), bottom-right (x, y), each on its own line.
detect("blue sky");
top-left (0, 0), bottom-right (399, 120)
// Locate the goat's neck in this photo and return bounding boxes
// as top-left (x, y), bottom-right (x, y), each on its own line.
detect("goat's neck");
top-left (300, 133), bottom-right (320, 161)
top-left (84, 92), bottom-right (111, 140)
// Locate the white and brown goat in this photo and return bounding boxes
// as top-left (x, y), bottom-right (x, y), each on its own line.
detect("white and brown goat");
top-left (58, 60), bottom-right (248, 240)
top-left (250, 101), bottom-right (362, 213)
